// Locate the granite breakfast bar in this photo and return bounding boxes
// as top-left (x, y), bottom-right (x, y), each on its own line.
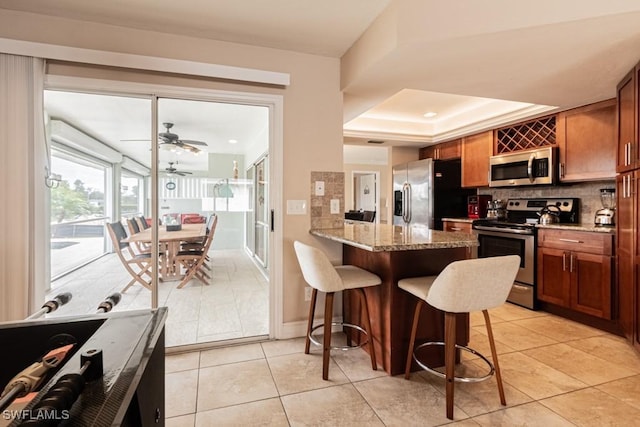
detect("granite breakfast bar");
top-left (310, 222), bottom-right (478, 376)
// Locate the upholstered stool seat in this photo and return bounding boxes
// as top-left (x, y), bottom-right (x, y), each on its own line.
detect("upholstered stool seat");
top-left (294, 241), bottom-right (381, 380)
top-left (398, 255), bottom-right (520, 420)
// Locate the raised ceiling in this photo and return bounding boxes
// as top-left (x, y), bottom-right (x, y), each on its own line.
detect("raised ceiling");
top-left (4, 0), bottom-right (640, 146)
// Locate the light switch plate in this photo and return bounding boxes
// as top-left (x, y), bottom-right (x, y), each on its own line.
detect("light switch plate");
top-left (286, 200), bottom-right (307, 215)
top-left (330, 199), bottom-right (340, 214)
top-left (314, 181), bottom-right (325, 196)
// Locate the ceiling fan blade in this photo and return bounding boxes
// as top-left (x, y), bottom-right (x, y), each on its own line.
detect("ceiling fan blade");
top-left (179, 139), bottom-right (208, 146)
top-left (159, 131), bottom-right (179, 141)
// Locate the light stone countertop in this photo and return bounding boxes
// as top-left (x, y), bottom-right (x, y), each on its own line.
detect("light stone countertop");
top-left (310, 223), bottom-right (478, 252)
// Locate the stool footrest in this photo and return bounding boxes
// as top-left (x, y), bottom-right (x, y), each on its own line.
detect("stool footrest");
top-left (309, 322), bottom-right (369, 351)
top-left (413, 341), bottom-right (494, 383)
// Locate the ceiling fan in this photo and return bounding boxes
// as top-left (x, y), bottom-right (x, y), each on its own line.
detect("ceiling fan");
top-left (164, 162), bottom-right (192, 177)
top-left (159, 122), bottom-right (208, 154)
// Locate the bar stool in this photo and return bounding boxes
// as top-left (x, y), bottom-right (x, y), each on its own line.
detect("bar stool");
top-left (398, 255), bottom-right (520, 420)
top-left (293, 241), bottom-right (381, 380)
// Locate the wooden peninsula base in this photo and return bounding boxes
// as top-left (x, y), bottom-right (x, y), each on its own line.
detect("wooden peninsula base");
top-left (310, 223), bottom-right (478, 376)
top-left (344, 245), bottom-right (470, 375)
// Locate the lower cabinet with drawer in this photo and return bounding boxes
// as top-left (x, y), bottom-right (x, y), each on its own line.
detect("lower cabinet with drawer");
top-left (442, 220), bottom-right (472, 234)
top-left (537, 229), bottom-right (613, 319)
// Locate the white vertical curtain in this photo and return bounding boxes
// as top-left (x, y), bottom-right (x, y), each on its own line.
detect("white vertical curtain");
top-left (0, 53), bottom-right (47, 321)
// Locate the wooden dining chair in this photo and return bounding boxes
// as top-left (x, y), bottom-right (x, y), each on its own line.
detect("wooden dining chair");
top-left (137, 215), bottom-right (151, 230)
top-left (126, 218), bottom-right (150, 254)
top-left (180, 213), bottom-right (217, 270)
top-left (175, 215), bottom-right (218, 289)
top-left (107, 221), bottom-right (153, 292)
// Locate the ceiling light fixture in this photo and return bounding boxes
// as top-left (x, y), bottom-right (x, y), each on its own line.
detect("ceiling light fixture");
top-left (159, 141), bottom-right (201, 155)
top-left (423, 112), bottom-right (438, 118)
top-left (159, 142), bottom-right (177, 152)
top-left (228, 139), bottom-right (238, 144)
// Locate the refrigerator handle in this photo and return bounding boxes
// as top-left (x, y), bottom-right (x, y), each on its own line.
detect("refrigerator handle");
top-left (401, 183), bottom-right (407, 222)
top-left (402, 182), bottom-right (409, 223)
top-left (407, 184), bottom-right (413, 224)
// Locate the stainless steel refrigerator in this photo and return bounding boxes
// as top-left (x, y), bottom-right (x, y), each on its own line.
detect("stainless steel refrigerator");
top-left (393, 158), bottom-right (474, 229)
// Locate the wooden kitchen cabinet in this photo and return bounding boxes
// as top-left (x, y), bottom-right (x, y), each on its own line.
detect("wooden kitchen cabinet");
top-left (461, 130), bottom-right (493, 188)
top-left (616, 68), bottom-right (637, 172)
top-left (442, 220), bottom-right (472, 234)
top-left (537, 229), bottom-right (613, 319)
top-left (556, 99), bottom-right (616, 182)
top-left (616, 62), bottom-right (640, 351)
top-left (616, 171), bottom-right (635, 340)
top-left (419, 139), bottom-right (461, 160)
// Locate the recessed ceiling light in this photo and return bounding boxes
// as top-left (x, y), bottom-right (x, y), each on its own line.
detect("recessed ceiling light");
top-left (423, 112), bottom-right (437, 118)
top-left (228, 139), bottom-right (238, 144)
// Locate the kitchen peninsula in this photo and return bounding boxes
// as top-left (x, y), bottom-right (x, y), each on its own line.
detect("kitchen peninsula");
top-left (310, 222), bottom-right (478, 375)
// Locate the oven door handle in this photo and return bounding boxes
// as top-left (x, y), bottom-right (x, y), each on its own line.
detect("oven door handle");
top-left (512, 284), bottom-right (530, 292)
top-left (473, 225), bottom-right (534, 235)
top-left (527, 153), bottom-right (535, 182)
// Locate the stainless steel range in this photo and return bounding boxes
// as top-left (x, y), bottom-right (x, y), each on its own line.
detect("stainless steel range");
top-left (472, 198), bottom-right (579, 309)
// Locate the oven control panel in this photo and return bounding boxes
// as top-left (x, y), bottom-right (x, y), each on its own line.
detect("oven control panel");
top-left (507, 198), bottom-right (578, 213)
top-left (507, 198), bottom-right (580, 224)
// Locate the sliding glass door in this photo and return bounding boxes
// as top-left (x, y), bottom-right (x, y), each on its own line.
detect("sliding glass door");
top-left (155, 97), bottom-right (270, 347)
top-left (42, 85), bottom-right (273, 347)
top-left (49, 149), bottom-right (108, 279)
top-left (44, 90), bottom-right (153, 316)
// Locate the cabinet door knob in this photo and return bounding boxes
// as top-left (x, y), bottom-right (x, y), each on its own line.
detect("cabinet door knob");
top-left (562, 252), bottom-right (567, 271)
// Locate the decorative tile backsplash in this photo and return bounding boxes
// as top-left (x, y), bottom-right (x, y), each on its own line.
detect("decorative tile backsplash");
top-left (310, 171), bottom-right (345, 229)
top-left (478, 180), bottom-right (615, 225)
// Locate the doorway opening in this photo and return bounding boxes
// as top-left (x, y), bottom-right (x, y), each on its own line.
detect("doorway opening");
top-left (349, 171), bottom-right (380, 223)
top-left (42, 84), bottom-right (280, 349)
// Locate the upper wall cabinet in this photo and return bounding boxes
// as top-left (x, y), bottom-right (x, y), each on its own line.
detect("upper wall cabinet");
top-left (556, 99), bottom-right (616, 182)
top-left (461, 130), bottom-right (493, 188)
top-left (419, 139), bottom-right (461, 160)
top-left (617, 68), bottom-right (638, 173)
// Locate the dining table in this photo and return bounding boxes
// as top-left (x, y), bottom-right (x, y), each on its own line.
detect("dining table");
top-left (123, 223), bottom-right (207, 280)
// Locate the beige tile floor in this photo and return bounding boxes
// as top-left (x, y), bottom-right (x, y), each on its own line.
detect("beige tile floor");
top-left (48, 249), bottom-right (269, 347)
top-left (165, 302), bottom-right (640, 426)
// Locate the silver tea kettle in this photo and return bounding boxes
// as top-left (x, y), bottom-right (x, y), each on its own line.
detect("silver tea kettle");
top-left (538, 205), bottom-right (561, 225)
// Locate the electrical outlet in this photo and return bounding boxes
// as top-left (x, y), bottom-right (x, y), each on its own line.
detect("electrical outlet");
top-left (314, 181), bottom-right (325, 196)
top-left (304, 286), bottom-right (313, 301)
top-left (330, 199), bottom-right (340, 214)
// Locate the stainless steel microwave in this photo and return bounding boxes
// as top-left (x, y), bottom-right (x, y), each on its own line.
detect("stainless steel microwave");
top-left (489, 146), bottom-right (556, 187)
